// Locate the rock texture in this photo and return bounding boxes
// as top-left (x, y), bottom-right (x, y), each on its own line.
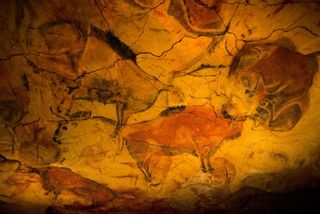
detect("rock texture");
top-left (0, 0), bottom-right (320, 213)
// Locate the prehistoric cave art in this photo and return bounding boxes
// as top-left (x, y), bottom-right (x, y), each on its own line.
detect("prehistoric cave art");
top-left (25, 18), bottom-right (178, 136)
top-left (228, 44), bottom-right (318, 131)
top-left (29, 166), bottom-right (117, 209)
top-left (118, 105), bottom-right (243, 183)
top-left (118, 44), bottom-right (318, 183)
top-left (168, 0), bottom-right (237, 35)
top-left (0, 0), bottom-right (320, 213)
top-left (13, 120), bottom-right (60, 165)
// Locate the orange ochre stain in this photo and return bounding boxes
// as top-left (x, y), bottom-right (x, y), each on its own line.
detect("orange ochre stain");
top-left (119, 105), bottom-right (243, 181)
top-left (184, 0), bottom-right (221, 29)
top-left (31, 166), bottom-right (116, 208)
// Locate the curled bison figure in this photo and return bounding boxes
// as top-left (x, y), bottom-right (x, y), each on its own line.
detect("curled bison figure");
top-left (228, 44), bottom-right (318, 131)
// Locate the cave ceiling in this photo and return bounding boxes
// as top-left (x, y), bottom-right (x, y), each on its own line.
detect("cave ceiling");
top-left (0, 0), bottom-right (320, 213)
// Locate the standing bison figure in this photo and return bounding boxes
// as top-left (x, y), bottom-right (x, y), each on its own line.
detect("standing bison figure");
top-left (117, 105), bottom-right (243, 183)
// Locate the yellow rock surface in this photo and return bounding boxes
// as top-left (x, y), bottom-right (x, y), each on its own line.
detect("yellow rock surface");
top-left (0, 0), bottom-right (319, 213)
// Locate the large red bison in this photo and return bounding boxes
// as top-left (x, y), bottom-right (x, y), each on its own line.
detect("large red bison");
top-left (117, 105), bottom-right (243, 182)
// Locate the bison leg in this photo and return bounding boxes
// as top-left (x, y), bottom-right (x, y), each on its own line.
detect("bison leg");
top-left (112, 102), bottom-right (127, 137)
top-left (133, 154), bottom-right (152, 183)
top-left (205, 139), bottom-right (227, 172)
top-left (192, 138), bottom-right (209, 173)
top-left (143, 150), bottom-right (172, 185)
top-left (204, 147), bottom-right (214, 172)
top-left (125, 139), bottom-right (152, 182)
top-left (53, 184), bottom-right (61, 200)
top-left (112, 120), bottom-right (122, 138)
top-left (201, 161), bottom-right (207, 173)
top-left (114, 135), bottom-right (126, 158)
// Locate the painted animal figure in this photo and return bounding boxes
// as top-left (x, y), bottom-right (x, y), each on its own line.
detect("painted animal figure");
top-left (61, 59), bottom-right (176, 137)
top-left (229, 44), bottom-right (318, 131)
top-left (24, 19), bottom-right (179, 137)
top-left (30, 166), bottom-right (116, 209)
top-left (168, 0), bottom-right (237, 35)
top-left (118, 105), bottom-right (243, 182)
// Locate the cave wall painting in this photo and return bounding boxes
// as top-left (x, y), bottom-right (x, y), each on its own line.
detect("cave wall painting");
top-left (118, 43), bottom-right (318, 185)
top-left (0, 0), bottom-right (320, 213)
top-left (168, 0), bottom-right (237, 35)
top-left (228, 44), bottom-right (318, 131)
top-left (25, 18), bottom-right (178, 136)
top-left (118, 105), bottom-right (243, 183)
top-left (29, 166), bottom-right (116, 209)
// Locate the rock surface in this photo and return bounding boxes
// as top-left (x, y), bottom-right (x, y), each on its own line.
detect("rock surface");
top-left (0, 0), bottom-right (320, 213)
